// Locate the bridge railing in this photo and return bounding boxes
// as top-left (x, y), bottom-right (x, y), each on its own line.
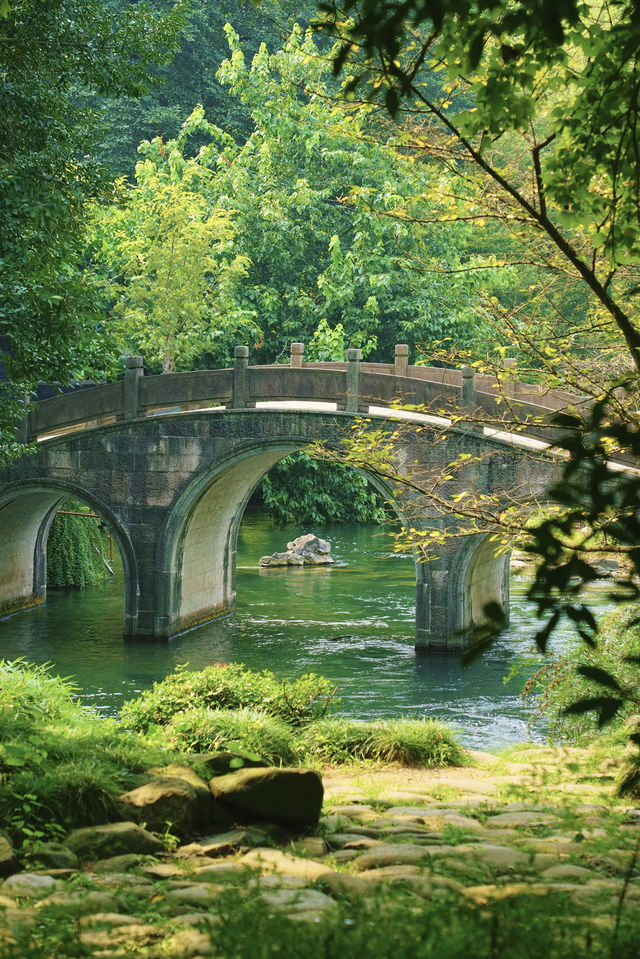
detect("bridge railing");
top-left (25, 342), bottom-right (586, 443)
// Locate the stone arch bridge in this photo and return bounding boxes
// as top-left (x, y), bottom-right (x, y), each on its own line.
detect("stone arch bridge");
top-left (0, 345), bottom-right (581, 651)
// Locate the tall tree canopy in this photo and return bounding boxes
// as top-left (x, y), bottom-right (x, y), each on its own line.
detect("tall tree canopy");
top-left (0, 0), bottom-right (186, 461)
top-left (96, 26), bottom-right (506, 370)
top-left (317, 0), bottom-right (640, 377)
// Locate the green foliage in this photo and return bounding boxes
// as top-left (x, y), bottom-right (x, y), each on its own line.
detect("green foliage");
top-left (46, 500), bottom-right (108, 589)
top-left (0, 0), bottom-right (187, 459)
top-left (260, 453), bottom-right (387, 525)
top-left (300, 716), bottom-right (465, 766)
top-left (78, 0), bottom-right (314, 178)
top-left (522, 606), bottom-right (640, 744)
top-left (120, 663), bottom-right (339, 731)
top-left (167, 707), bottom-right (299, 765)
top-left (0, 660), bottom-right (189, 844)
top-left (94, 27), bottom-right (500, 371)
top-left (92, 133), bottom-right (252, 372)
top-left (4, 880), bottom-right (640, 959)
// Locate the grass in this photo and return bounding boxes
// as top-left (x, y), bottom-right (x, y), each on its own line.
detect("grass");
top-left (0, 661), bottom-right (467, 849)
top-left (166, 706), bottom-right (300, 765)
top-left (300, 717), bottom-right (466, 767)
top-left (2, 878), bottom-right (639, 959)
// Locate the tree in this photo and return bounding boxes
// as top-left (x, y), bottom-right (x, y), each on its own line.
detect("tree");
top-left (92, 124), bottom-right (251, 373)
top-left (73, 0), bottom-right (315, 178)
top-left (0, 0), bottom-right (186, 461)
top-left (307, 0), bottom-right (640, 773)
top-left (316, 1), bottom-right (640, 369)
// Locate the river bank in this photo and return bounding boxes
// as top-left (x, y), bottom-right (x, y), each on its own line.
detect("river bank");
top-left (1, 744), bottom-right (639, 959)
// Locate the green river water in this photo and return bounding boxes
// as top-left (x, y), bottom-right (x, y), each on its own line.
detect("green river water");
top-left (0, 512), bottom-right (614, 750)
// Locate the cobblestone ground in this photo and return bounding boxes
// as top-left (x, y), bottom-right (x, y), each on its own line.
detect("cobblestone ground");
top-left (1, 748), bottom-right (639, 957)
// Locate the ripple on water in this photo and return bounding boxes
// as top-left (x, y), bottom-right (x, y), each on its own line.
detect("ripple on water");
top-left (0, 515), bottom-right (617, 750)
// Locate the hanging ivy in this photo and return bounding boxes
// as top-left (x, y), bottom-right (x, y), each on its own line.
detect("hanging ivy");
top-left (47, 499), bottom-right (109, 589)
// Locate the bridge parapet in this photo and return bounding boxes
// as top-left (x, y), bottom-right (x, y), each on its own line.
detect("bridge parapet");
top-left (25, 343), bottom-right (587, 444)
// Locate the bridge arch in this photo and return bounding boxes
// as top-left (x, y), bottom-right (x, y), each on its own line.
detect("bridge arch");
top-left (446, 532), bottom-right (511, 638)
top-left (154, 439), bottom-right (416, 638)
top-left (0, 480), bottom-right (138, 630)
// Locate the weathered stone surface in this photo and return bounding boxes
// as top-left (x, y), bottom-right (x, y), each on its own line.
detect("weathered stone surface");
top-left (291, 837), bottom-right (328, 857)
top-left (64, 822), bottom-right (164, 859)
top-left (325, 833), bottom-right (384, 851)
top-left (1, 873), bottom-right (63, 901)
top-left (92, 853), bottom-right (151, 873)
top-left (239, 848), bottom-right (330, 881)
top-left (177, 828), bottom-right (263, 859)
top-left (209, 767), bottom-right (323, 828)
top-left (351, 843), bottom-right (434, 871)
top-left (120, 775), bottom-right (211, 837)
top-left (248, 874), bottom-right (308, 890)
top-left (541, 864), bottom-right (595, 881)
top-left (78, 923), bottom-right (162, 950)
top-left (161, 883), bottom-right (223, 909)
top-left (22, 840), bottom-right (78, 870)
top-left (35, 890), bottom-right (122, 915)
top-left (197, 751), bottom-right (267, 775)
top-left (147, 764), bottom-right (209, 791)
top-left (0, 835), bottom-right (18, 877)
top-left (259, 887), bottom-right (338, 922)
top-left (193, 861), bottom-right (246, 880)
top-left (317, 872), bottom-right (371, 900)
top-left (455, 844), bottom-right (529, 871)
top-left (141, 862), bottom-right (184, 880)
top-left (164, 927), bottom-right (215, 956)
top-left (260, 534), bottom-right (334, 568)
top-left (485, 811), bottom-right (556, 828)
top-left (462, 883), bottom-right (553, 905)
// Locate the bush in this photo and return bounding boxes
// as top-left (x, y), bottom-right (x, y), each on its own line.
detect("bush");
top-left (522, 605), bottom-right (640, 745)
top-left (46, 499), bottom-right (108, 588)
top-left (120, 663), bottom-right (338, 731)
top-left (166, 707), bottom-right (299, 765)
top-left (0, 661), bottom-right (193, 844)
top-left (259, 452), bottom-right (387, 525)
top-left (300, 717), bottom-right (465, 767)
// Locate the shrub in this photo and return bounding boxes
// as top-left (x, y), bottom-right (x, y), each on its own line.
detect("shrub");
top-left (259, 452), bottom-right (387, 525)
top-left (120, 663), bottom-right (338, 731)
top-left (0, 659), bottom-right (83, 725)
top-left (46, 499), bottom-right (108, 588)
top-left (300, 717), bottom-right (464, 767)
top-left (522, 605), bottom-right (640, 745)
top-left (0, 661), bottom-right (197, 844)
top-left (167, 707), bottom-right (299, 765)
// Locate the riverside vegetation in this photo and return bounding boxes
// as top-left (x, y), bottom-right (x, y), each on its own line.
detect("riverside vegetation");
top-left (1, 642), bottom-right (640, 959)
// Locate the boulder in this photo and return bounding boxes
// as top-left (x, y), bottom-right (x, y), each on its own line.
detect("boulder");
top-left (1, 873), bottom-right (63, 901)
top-left (64, 822), bottom-right (164, 860)
top-left (197, 751), bottom-right (267, 776)
top-left (119, 775), bottom-right (212, 838)
top-left (208, 767), bottom-right (323, 829)
top-left (22, 840), bottom-right (78, 870)
top-left (260, 534), bottom-right (334, 568)
top-left (0, 835), bottom-right (18, 877)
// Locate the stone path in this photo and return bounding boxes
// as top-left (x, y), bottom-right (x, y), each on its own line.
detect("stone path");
top-left (1, 750), bottom-right (639, 957)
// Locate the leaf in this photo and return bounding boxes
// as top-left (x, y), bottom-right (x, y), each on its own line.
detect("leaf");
top-left (575, 664), bottom-right (622, 692)
top-left (563, 696), bottom-right (623, 727)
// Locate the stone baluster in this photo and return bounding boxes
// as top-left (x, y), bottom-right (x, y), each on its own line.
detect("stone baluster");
top-left (19, 395), bottom-right (31, 443)
top-left (123, 356), bottom-right (144, 421)
top-left (346, 348), bottom-right (361, 413)
top-left (459, 365), bottom-right (478, 432)
top-left (461, 365), bottom-right (476, 410)
top-left (394, 343), bottom-right (409, 377)
top-left (290, 342), bottom-right (304, 367)
top-left (503, 357), bottom-right (517, 397)
top-left (232, 345), bottom-right (249, 409)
